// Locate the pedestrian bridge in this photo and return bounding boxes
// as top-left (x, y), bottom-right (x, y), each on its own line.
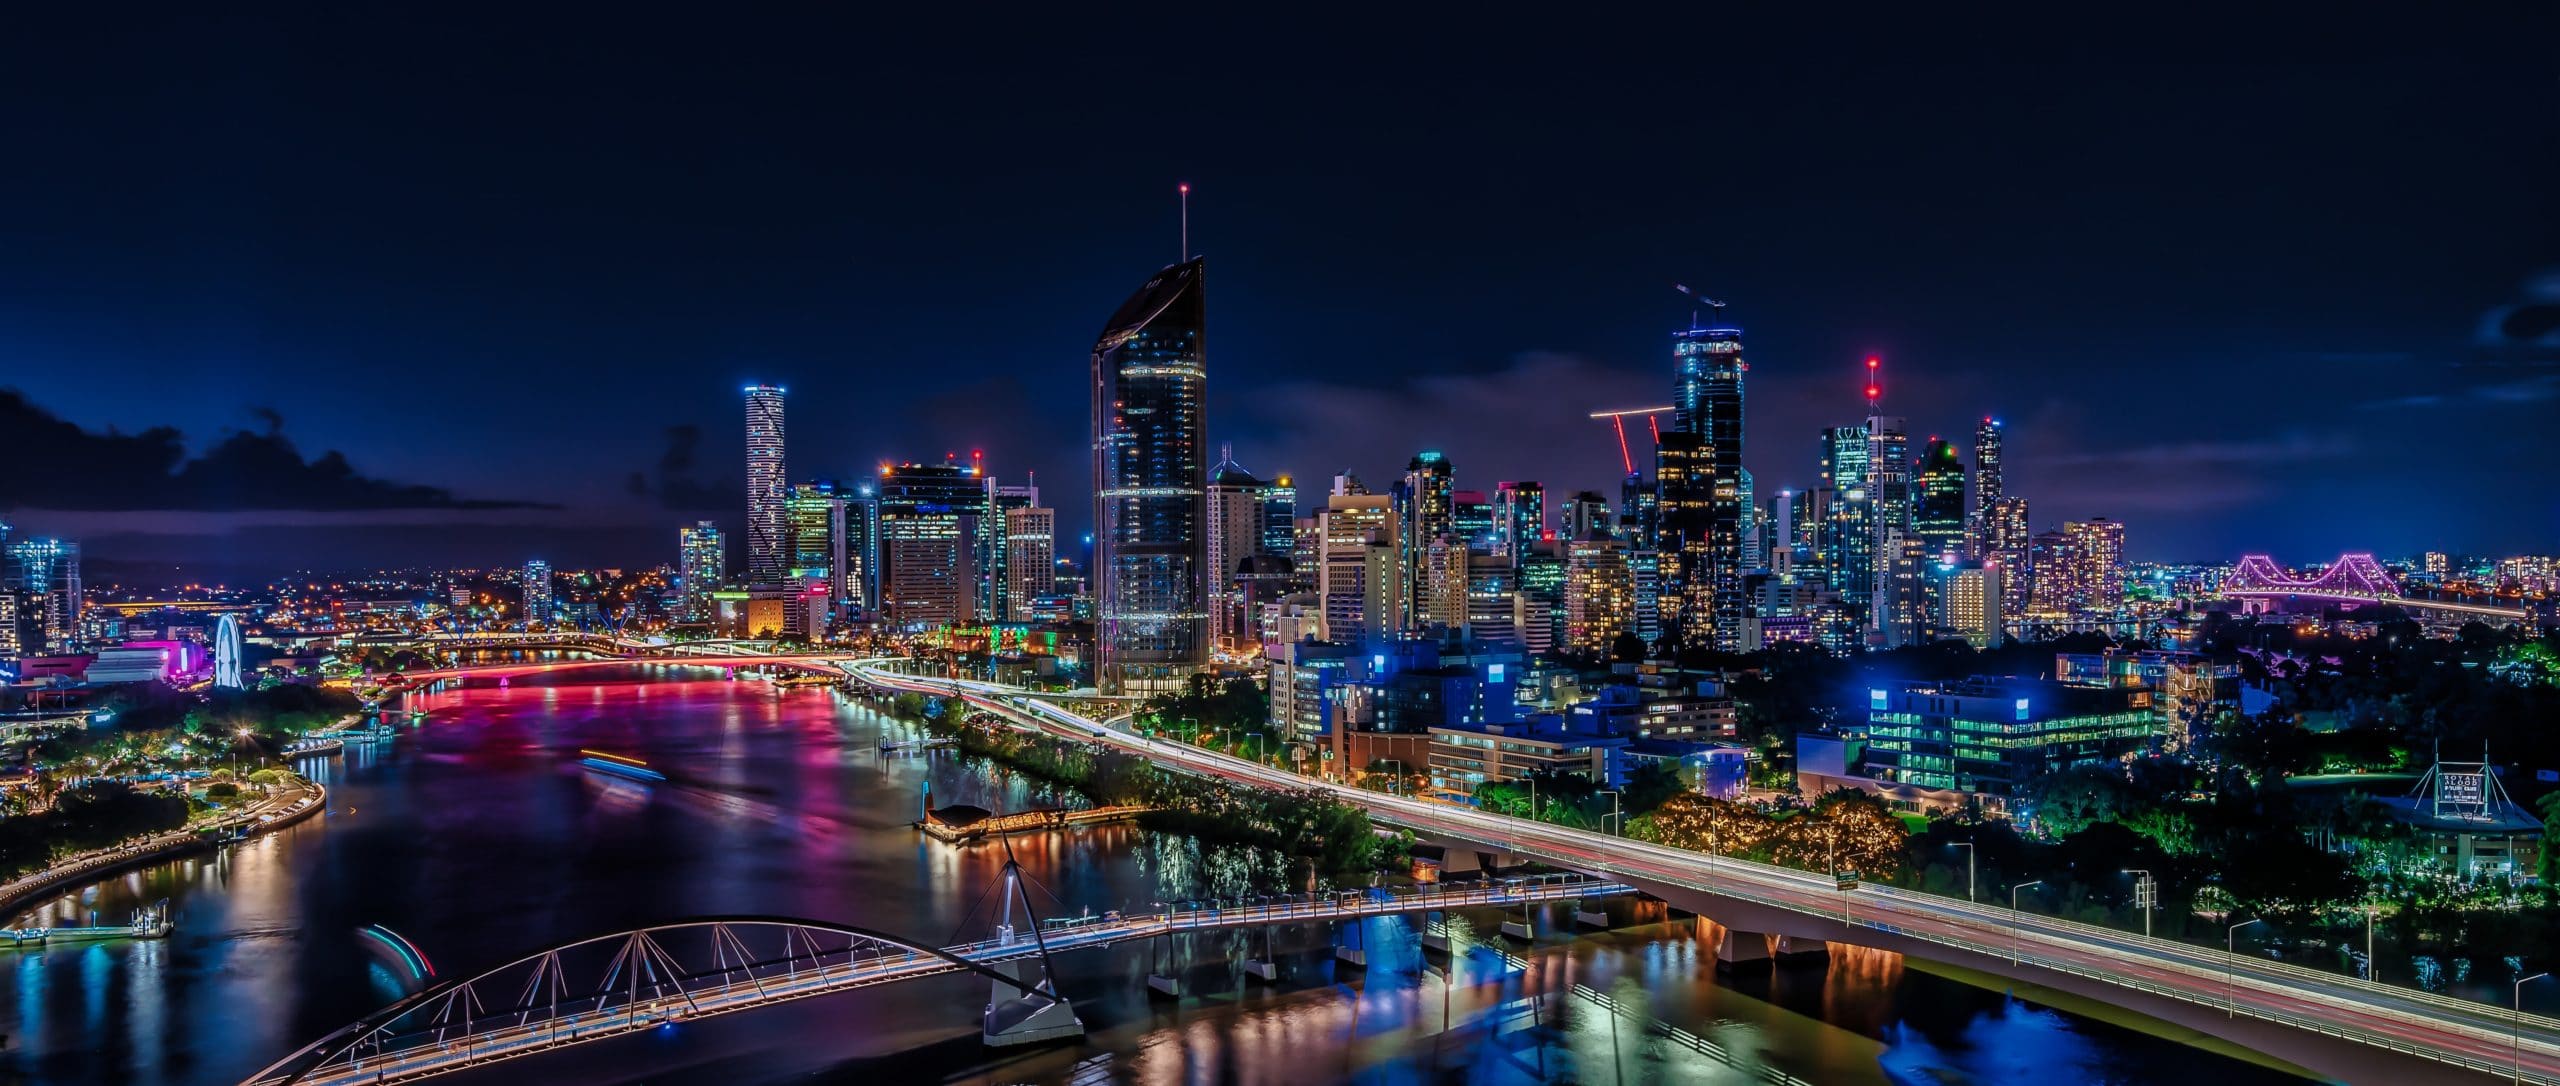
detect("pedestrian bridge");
top-left (242, 877), bottom-right (1631, 1085)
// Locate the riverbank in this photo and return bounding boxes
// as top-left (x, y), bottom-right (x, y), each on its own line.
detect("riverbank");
top-left (871, 689), bottom-right (1408, 884)
top-left (0, 777), bottom-right (325, 926)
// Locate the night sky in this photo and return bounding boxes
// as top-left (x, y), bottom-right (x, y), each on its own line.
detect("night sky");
top-left (2, 10), bottom-right (2554, 580)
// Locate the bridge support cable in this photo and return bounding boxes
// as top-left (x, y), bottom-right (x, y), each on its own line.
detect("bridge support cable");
top-left (983, 838), bottom-right (1086, 1046)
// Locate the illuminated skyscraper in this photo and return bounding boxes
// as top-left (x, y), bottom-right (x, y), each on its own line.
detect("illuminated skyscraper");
top-left (1565, 533), bottom-right (1634, 656)
top-left (787, 481), bottom-right (847, 612)
top-left (1972, 416), bottom-right (2003, 515)
top-left (3, 537), bottom-right (79, 649)
top-left (743, 385), bottom-right (788, 583)
top-left (1560, 490), bottom-right (1612, 542)
top-left (1666, 324), bottom-right (1747, 650)
top-left (877, 459), bottom-right (988, 629)
top-left (1653, 429), bottom-right (1713, 644)
top-left (521, 559), bottom-right (553, 625)
top-left (1317, 493), bottom-right (1399, 644)
top-left (1258, 474), bottom-right (1297, 560)
top-left (1983, 496), bottom-right (2032, 620)
top-left (1394, 451), bottom-right (1454, 628)
top-left (1932, 561), bottom-right (2004, 648)
top-left (679, 520), bottom-right (725, 621)
top-left (1004, 506), bottom-right (1056, 622)
top-left (1817, 424), bottom-right (1872, 605)
top-left (1914, 437), bottom-right (1967, 560)
top-left (1206, 447), bottom-right (1268, 649)
top-left (1451, 490), bottom-right (1495, 551)
top-left (1492, 481), bottom-right (1545, 563)
top-left (1091, 258), bottom-right (1208, 693)
top-left (2066, 517), bottom-right (2127, 613)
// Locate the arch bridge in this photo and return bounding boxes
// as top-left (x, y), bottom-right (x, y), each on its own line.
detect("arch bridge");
top-left (2224, 553), bottom-right (2531, 624)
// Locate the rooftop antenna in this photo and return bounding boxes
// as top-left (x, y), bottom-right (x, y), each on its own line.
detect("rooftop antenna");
top-left (1864, 355), bottom-right (1883, 413)
top-left (1178, 183), bottom-right (1190, 262)
top-left (1673, 284), bottom-right (1726, 331)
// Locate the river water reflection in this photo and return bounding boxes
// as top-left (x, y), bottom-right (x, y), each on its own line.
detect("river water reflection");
top-left (0, 667), bottom-right (2302, 1085)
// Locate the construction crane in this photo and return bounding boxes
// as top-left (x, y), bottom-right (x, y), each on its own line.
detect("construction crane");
top-left (1674, 283), bottom-right (1727, 327)
top-left (1589, 406), bottom-right (1674, 475)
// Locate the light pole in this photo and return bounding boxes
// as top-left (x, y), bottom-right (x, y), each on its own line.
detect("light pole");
top-left (1598, 790), bottom-right (1623, 836)
top-left (2227, 919), bottom-right (2264, 1018)
top-left (234, 728), bottom-right (253, 780)
top-left (2009, 881), bottom-right (2044, 966)
top-left (2122, 868), bottom-right (2153, 939)
top-left (1952, 842), bottom-right (1977, 903)
top-left (2518, 972), bottom-right (2550, 1085)
top-left (2366, 903), bottom-right (2379, 985)
top-left (1380, 759), bottom-right (1407, 798)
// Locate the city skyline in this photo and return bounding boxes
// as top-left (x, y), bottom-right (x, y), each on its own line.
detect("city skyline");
top-left (0, 12), bottom-right (2554, 578)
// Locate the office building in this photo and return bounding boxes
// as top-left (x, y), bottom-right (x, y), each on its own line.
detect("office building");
top-left (1395, 451), bottom-right (1455, 627)
top-left (1206, 447), bottom-right (1267, 647)
top-left (1668, 323), bottom-right (1747, 651)
top-left (877, 459), bottom-right (988, 629)
top-left (787, 481), bottom-right (847, 612)
top-left (743, 384), bottom-right (787, 582)
top-left (1258, 473), bottom-right (1297, 562)
top-left (1560, 490), bottom-right (1612, 542)
top-left (1090, 258), bottom-right (1209, 694)
top-left (4, 537), bottom-right (80, 650)
top-left (1970, 416), bottom-right (2003, 556)
top-left (1914, 437), bottom-right (1967, 561)
top-left (1515, 543), bottom-right (1566, 655)
top-left (1492, 480), bottom-right (1545, 563)
top-left (679, 521), bottom-right (725, 622)
top-left (1654, 428), bottom-right (1713, 648)
top-left (1005, 506), bottom-right (1056, 622)
top-left (1856, 677), bottom-right (2154, 798)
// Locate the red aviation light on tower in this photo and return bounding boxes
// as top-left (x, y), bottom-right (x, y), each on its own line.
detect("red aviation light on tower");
top-left (1865, 356), bottom-right (1883, 408)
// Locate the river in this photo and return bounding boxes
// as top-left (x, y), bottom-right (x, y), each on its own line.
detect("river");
top-left (0, 665), bottom-right (2305, 1085)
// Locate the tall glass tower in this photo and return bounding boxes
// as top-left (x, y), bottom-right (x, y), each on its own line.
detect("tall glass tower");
top-left (1091, 259), bottom-right (1209, 694)
top-left (1665, 324), bottom-right (1746, 650)
top-left (743, 384), bottom-right (788, 583)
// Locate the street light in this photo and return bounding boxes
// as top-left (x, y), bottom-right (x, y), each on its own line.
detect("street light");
top-left (2227, 919), bottom-right (2264, 1018)
top-left (1379, 759), bottom-right (1407, 798)
top-left (2122, 868), bottom-right (2154, 939)
top-left (1951, 842), bottom-right (1977, 903)
top-left (1598, 790), bottom-right (1623, 836)
top-left (2518, 972), bottom-right (2550, 1085)
top-left (2009, 881), bottom-right (2044, 966)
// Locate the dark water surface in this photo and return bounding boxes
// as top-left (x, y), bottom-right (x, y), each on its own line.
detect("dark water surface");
top-left (0, 666), bottom-right (2303, 1085)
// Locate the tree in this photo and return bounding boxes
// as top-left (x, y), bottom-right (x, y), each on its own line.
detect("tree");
top-left (1646, 792), bottom-right (1775, 855)
top-left (1768, 790), bottom-right (1909, 879)
top-left (1609, 631), bottom-right (1646, 663)
top-left (1619, 762), bottom-right (1686, 818)
top-left (2025, 765), bottom-right (2137, 838)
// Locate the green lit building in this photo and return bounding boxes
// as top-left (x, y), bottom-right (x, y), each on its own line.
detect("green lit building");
top-left (1861, 677), bottom-right (2155, 796)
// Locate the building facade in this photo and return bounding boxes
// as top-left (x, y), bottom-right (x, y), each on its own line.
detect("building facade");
top-left (1090, 259), bottom-right (1210, 694)
top-left (743, 384), bottom-right (787, 583)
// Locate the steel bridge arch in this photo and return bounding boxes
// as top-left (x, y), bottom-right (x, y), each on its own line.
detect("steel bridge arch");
top-left (242, 915), bottom-right (1051, 1086)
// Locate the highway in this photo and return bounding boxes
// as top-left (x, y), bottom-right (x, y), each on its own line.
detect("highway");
top-left (846, 659), bottom-right (2560, 1084)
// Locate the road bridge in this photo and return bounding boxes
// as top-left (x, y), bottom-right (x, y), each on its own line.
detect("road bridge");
top-left (2225, 553), bottom-right (2533, 624)
top-left (848, 660), bottom-right (2560, 1085)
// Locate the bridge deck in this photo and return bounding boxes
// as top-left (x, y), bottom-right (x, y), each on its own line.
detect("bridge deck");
top-left (254, 879), bottom-right (1630, 1086)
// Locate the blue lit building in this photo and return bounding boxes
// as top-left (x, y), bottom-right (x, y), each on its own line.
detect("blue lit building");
top-left (1090, 258), bottom-right (1210, 694)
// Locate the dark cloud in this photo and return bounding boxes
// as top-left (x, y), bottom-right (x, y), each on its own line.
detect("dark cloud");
top-left (0, 389), bottom-right (549, 512)
top-left (627, 424), bottom-right (743, 511)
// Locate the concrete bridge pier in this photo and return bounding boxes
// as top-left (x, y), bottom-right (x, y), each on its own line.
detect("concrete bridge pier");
top-left (1146, 934), bottom-right (1182, 998)
top-left (1243, 925), bottom-right (1280, 982)
top-left (1573, 903), bottom-right (1611, 929)
top-left (982, 960), bottom-right (1083, 1047)
top-left (1420, 910), bottom-right (1453, 953)
top-left (1714, 929), bottom-right (1773, 972)
top-left (1334, 919), bottom-right (1368, 968)
top-left (1772, 934), bottom-right (1830, 964)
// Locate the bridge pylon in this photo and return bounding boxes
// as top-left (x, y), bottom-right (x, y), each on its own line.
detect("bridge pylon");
top-left (981, 842), bottom-right (1084, 1047)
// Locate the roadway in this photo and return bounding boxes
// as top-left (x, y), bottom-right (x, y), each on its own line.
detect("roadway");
top-left (846, 659), bottom-right (2560, 1085)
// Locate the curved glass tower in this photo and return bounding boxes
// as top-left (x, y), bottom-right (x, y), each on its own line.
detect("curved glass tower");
top-left (1091, 258), bottom-right (1208, 693)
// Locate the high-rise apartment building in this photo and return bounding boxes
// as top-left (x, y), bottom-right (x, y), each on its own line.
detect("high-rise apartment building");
top-left (1004, 506), bottom-right (1056, 622)
top-left (2066, 517), bottom-right (2127, 613)
top-left (1317, 493), bottom-right (1399, 644)
top-left (743, 384), bottom-right (787, 583)
top-left (1565, 535), bottom-right (1634, 656)
top-left (522, 559), bottom-right (553, 625)
top-left (1560, 490), bottom-right (1612, 542)
top-left (1206, 447), bottom-right (1271, 649)
top-left (1983, 496), bottom-right (2031, 620)
top-left (1932, 562), bottom-right (2004, 648)
top-left (1654, 429), bottom-right (1714, 644)
top-left (1090, 258), bottom-right (1209, 694)
top-left (679, 520), bottom-right (725, 622)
